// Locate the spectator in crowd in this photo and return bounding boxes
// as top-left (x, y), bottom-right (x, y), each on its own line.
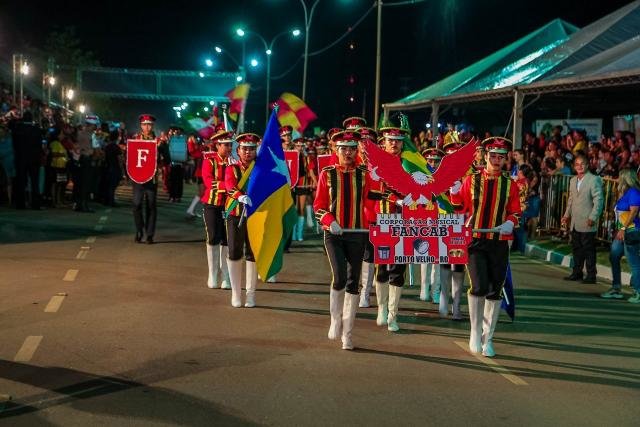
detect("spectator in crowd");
top-left (0, 121), bottom-right (15, 205)
top-left (555, 155), bottom-right (572, 175)
top-left (74, 116), bottom-right (98, 212)
top-left (602, 168), bottom-right (640, 303)
top-left (599, 149), bottom-right (618, 178)
top-left (561, 154), bottom-right (604, 284)
top-left (11, 111), bottom-right (44, 210)
top-left (103, 130), bottom-right (123, 207)
top-left (48, 128), bottom-right (68, 207)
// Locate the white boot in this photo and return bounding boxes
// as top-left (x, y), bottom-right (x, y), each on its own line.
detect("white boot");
top-left (305, 205), bottom-right (314, 228)
top-left (245, 261), bottom-right (258, 307)
top-left (328, 288), bottom-right (345, 339)
top-left (468, 295), bottom-right (485, 354)
top-left (186, 195), bottom-right (200, 217)
top-left (451, 270), bottom-right (465, 320)
top-left (220, 245), bottom-right (231, 289)
top-left (482, 299), bottom-right (501, 357)
top-left (375, 281), bottom-right (389, 326)
top-left (419, 264), bottom-right (431, 301)
top-left (439, 266), bottom-right (452, 318)
top-left (206, 244), bottom-right (220, 288)
top-left (296, 216), bottom-right (305, 241)
top-left (359, 262), bottom-right (374, 308)
top-left (341, 293), bottom-right (359, 350)
top-left (387, 285), bottom-right (403, 332)
top-left (228, 259), bottom-right (243, 308)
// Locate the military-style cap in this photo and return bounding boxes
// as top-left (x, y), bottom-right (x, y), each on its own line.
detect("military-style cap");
top-left (236, 133), bottom-right (260, 147)
top-left (482, 137), bottom-right (512, 154)
top-left (210, 129), bottom-right (235, 144)
top-left (139, 114), bottom-right (156, 124)
top-left (422, 148), bottom-right (445, 160)
top-left (327, 127), bottom-right (342, 141)
top-left (342, 116), bottom-right (367, 130)
top-left (379, 127), bottom-right (407, 140)
top-left (331, 130), bottom-right (361, 147)
top-left (357, 126), bottom-right (378, 141)
top-left (279, 125), bottom-right (293, 137)
top-left (293, 137), bottom-right (305, 146)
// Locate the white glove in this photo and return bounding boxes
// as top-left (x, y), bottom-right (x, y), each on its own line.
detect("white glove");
top-left (497, 220), bottom-right (515, 235)
top-left (329, 221), bottom-right (343, 235)
top-left (449, 180), bottom-right (462, 195)
top-left (238, 195), bottom-right (252, 206)
top-left (395, 199), bottom-right (404, 207)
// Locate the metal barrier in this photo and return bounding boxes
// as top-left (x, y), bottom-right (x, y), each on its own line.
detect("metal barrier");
top-left (538, 175), bottom-right (618, 242)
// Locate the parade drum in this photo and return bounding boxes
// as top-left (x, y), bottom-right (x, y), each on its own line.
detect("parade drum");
top-left (126, 139), bottom-right (158, 184)
top-left (284, 150), bottom-right (299, 188)
top-left (169, 135), bottom-right (187, 162)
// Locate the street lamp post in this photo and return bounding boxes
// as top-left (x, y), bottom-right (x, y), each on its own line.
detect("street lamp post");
top-left (237, 29), bottom-right (301, 124)
top-left (300, 0), bottom-right (320, 101)
top-left (19, 59), bottom-right (30, 117)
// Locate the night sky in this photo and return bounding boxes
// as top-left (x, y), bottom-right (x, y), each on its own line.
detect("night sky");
top-left (0, 0), bottom-right (633, 131)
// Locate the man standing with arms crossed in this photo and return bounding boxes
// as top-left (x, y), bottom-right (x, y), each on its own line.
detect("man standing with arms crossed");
top-left (450, 137), bottom-right (521, 357)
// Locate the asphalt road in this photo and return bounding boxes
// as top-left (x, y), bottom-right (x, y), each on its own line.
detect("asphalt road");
top-left (1, 183), bottom-right (639, 426)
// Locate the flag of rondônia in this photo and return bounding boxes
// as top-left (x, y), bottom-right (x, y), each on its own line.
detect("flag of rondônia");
top-left (275, 92), bottom-right (317, 133)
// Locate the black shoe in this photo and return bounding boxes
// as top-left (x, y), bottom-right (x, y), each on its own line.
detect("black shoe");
top-left (563, 274), bottom-right (583, 281)
top-left (135, 232), bottom-right (143, 243)
top-left (146, 236), bottom-right (154, 244)
top-left (582, 277), bottom-right (597, 284)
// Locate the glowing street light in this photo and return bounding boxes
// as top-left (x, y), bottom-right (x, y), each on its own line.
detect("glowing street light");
top-left (78, 104), bottom-right (87, 114)
top-left (214, 46), bottom-right (222, 53)
top-left (66, 88), bottom-right (75, 100)
top-left (209, 100), bottom-right (215, 106)
top-left (198, 71), bottom-right (205, 77)
top-left (20, 62), bottom-right (30, 75)
top-left (236, 28), bottom-right (302, 123)
top-left (48, 76), bottom-right (56, 86)
top-left (236, 28), bottom-right (245, 37)
top-left (236, 76), bottom-right (243, 82)
top-left (205, 58), bottom-right (213, 67)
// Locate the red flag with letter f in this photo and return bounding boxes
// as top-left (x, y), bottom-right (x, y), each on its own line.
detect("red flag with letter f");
top-left (126, 139), bottom-right (158, 184)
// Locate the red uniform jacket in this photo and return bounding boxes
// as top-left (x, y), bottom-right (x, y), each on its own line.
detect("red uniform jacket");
top-left (450, 169), bottom-right (521, 241)
top-left (313, 164), bottom-right (376, 230)
top-left (201, 152), bottom-right (228, 206)
top-left (224, 161), bottom-right (253, 217)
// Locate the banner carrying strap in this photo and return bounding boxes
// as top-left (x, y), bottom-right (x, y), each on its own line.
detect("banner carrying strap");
top-left (225, 161), bottom-right (256, 218)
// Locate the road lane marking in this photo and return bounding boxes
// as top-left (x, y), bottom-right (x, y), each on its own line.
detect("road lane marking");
top-left (86, 236), bottom-right (96, 243)
top-left (99, 216), bottom-right (108, 222)
top-left (14, 336), bottom-right (43, 362)
top-left (44, 294), bottom-right (67, 313)
top-left (454, 342), bottom-right (528, 386)
top-left (94, 224), bottom-right (104, 231)
top-left (63, 269), bottom-right (78, 282)
top-left (76, 250), bottom-right (88, 259)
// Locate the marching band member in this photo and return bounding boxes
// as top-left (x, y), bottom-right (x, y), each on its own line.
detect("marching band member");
top-left (132, 114), bottom-right (158, 244)
top-left (305, 143), bottom-right (318, 228)
top-left (224, 133), bottom-right (259, 307)
top-left (314, 130), bottom-right (375, 350)
top-left (450, 137), bottom-right (521, 357)
top-left (418, 148), bottom-right (444, 303)
top-left (373, 126), bottom-right (409, 332)
top-left (438, 135), bottom-right (468, 319)
top-left (356, 126), bottom-right (378, 308)
top-left (202, 129), bottom-right (232, 289)
top-left (186, 134), bottom-right (204, 218)
top-left (292, 137), bottom-right (317, 241)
